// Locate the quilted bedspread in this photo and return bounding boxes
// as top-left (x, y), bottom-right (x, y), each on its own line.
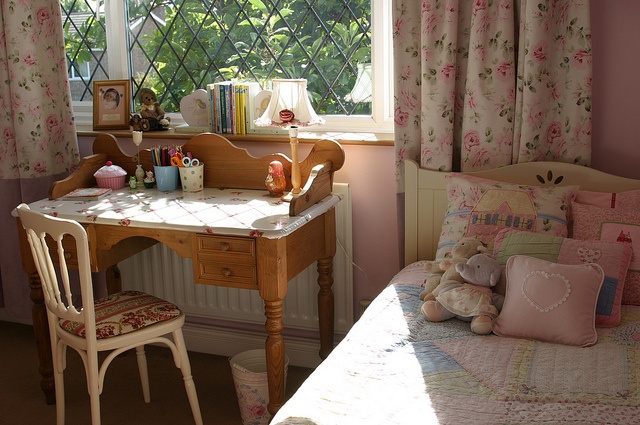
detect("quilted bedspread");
top-left (271, 262), bottom-right (640, 425)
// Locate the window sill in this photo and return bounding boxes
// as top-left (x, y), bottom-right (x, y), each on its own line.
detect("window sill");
top-left (76, 127), bottom-right (394, 146)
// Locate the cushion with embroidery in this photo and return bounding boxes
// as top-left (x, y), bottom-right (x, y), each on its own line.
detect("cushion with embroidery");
top-left (493, 229), bottom-right (632, 327)
top-left (60, 291), bottom-right (182, 339)
top-left (572, 202), bottom-right (640, 306)
top-left (435, 173), bottom-right (578, 260)
top-left (575, 188), bottom-right (640, 211)
top-left (493, 255), bottom-right (604, 347)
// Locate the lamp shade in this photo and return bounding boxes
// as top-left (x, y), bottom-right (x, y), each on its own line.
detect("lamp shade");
top-left (254, 79), bottom-right (325, 128)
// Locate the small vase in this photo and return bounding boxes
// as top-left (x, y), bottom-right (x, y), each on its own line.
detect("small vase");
top-left (135, 164), bottom-right (145, 184)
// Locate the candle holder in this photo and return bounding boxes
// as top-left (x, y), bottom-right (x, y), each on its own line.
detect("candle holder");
top-left (132, 130), bottom-right (143, 165)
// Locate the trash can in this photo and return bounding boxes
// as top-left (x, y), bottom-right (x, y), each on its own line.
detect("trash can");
top-left (229, 349), bottom-right (289, 425)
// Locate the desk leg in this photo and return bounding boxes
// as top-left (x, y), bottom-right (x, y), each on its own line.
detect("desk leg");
top-left (105, 265), bottom-right (122, 294)
top-left (317, 256), bottom-right (335, 359)
top-left (264, 299), bottom-right (286, 416)
top-left (28, 272), bottom-right (55, 405)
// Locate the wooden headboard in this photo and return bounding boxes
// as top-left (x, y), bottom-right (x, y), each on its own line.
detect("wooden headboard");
top-left (403, 159), bottom-right (640, 266)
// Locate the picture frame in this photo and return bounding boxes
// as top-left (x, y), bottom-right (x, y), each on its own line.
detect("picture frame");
top-left (93, 80), bottom-right (131, 130)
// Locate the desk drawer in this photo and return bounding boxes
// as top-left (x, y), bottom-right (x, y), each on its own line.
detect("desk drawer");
top-left (197, 235), bottom-right (255, 257)
top-left (194, 235), bottom-right (257, 289)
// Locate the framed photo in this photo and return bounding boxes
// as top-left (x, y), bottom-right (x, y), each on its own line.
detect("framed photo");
top-left (93, 80), bottom-right (131, 130)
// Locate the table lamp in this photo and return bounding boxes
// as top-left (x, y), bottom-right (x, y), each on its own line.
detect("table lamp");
top-left (254, 78), bottom-right (325, 201)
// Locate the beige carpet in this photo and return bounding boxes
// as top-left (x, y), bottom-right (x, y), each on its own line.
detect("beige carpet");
top-left (0, 320), bottom-right (313, 425)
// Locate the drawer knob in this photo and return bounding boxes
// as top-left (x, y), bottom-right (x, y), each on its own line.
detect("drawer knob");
top-left (222, 268), bottom-right (232, 277)
top-left (220, 242), bottom-right (230, 251)
top-left (64, 252), bottom-right (72, 259)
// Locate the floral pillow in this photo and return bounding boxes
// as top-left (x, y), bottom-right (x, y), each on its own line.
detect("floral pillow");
top-left (493, 229), bottom-right (632, 327)
top-left (493, 255), bottom-right (604, 347)
top-left (435, 173), bottom-right (578, 260)
top-left (572, 202), bottom-right (640, 305)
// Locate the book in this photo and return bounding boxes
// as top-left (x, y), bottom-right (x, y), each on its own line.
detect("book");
top-left (62, 187), bottom-right (112, 201)
top-left (206, 83), bottom-right (216, 133)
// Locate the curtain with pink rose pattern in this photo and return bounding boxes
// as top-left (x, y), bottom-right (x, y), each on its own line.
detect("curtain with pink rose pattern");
top-left (392, 0), bottom-right (592, 192)
top-left (0, 1), bottom-right (79, 317)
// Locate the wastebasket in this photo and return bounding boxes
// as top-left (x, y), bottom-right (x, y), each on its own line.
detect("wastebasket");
top-left (229, 349), bottom-right (289, 425)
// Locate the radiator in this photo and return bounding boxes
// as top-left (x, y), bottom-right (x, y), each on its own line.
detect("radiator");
top-left (119, 183), bottom-right (353, 346)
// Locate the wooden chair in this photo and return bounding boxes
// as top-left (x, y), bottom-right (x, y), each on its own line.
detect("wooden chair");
top-left (15, 204), bottom-right (203, 425)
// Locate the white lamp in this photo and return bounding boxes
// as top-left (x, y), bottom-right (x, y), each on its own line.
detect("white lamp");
top-left (254, 78), bottom-right (325, 201)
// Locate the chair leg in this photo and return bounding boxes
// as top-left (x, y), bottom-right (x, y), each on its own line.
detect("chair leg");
top-left (172, 329), bottom-right (203, 425)
top-left (86, 355), bottom-right (102, 425)
top-left (54, 342), bottom-right (66, 425)
top-left (135, 345), bottom-right (151, 403)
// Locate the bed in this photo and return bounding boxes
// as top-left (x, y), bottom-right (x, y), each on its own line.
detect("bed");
top-left (271, 159), bottom-right (640, 424)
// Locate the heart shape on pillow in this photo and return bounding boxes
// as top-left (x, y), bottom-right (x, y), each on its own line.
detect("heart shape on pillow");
top-left (577, 247), bottom-right (601, 263)
top-left (521, 270), bottom-right (571, 312)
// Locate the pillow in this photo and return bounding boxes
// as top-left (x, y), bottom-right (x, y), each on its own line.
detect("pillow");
top-left (493, 255), bottom-right (604, 347)
top-left (575, 188), bottom-right (640, 210)
top-left (493, 229), bottom-right (632, 327)
top-left (436, 173), bottom-right (578, 259)
top-left (572, 202), bottom-right (640, 305)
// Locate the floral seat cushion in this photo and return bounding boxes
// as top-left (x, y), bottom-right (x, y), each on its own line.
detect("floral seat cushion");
top-left (60, 291), bottom-right (182, 339)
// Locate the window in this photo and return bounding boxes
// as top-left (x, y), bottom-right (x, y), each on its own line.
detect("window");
top-left (62, 0), bottom-right (392, 134)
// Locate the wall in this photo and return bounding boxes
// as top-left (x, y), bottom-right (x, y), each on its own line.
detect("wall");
top-left (591, 0), bottom-right (640, 177)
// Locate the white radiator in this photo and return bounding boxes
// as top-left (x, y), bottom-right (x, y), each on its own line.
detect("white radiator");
top-left (119, 183), bottom-right (352, 366)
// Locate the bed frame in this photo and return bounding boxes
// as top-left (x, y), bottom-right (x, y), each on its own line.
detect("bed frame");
top-left (404, 159), bottom-right (640, 265)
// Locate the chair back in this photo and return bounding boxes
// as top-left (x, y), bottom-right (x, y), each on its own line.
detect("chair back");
top-left (16, 204), bottom-right (97, 338)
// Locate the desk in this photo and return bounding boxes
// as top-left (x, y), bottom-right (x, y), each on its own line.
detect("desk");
top-left (15, 133), bottom-right (345, 415)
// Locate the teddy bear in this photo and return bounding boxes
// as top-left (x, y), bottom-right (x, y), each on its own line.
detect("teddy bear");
top-left (139, 88), bottom-right (166, 120)
top-left (420, 236), bottom-right (488, 301)
top-left (130, 88), bottom-right (170, 131)
top-left (421, 253), bottom-right (503, 335)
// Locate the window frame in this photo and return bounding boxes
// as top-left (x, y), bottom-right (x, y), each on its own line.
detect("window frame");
top-left (71, 0), bottom-right (393, 136)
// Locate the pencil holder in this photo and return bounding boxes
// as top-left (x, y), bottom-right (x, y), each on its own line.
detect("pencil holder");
top-left (179, 164), bottom-right (204, 192)
top-left (154, 165), bottom-right (180, 191)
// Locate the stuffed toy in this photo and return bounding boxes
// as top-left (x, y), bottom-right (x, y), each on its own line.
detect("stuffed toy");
top-left (130, 88), bottom-right (170, 131)
top-left (421, 253), bottom-right (503, 335)
top-left (139, 88), bottom-right (166, 120)
top-left (420, 236), bottom-right (488, 301)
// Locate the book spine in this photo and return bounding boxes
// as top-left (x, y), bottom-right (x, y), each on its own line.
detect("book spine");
top-left (206, 83), bottom-right (216, 132)
top-left (236, 84), bottom-right (246, 135)
top-left (219, 84), bottom-right (227, 134)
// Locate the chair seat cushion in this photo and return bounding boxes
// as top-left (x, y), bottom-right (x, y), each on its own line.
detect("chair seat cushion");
top-left (60, 291), bottom-right (182, 339)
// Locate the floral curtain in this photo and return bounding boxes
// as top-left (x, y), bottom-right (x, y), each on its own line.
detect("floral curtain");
top-left (393, 0), bottom-right (592, 192)
top-left (0, 1), bottom-right (79, 318)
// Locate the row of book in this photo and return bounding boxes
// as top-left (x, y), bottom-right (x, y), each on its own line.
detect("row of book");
top-left (206, 81), bottom-right (262, 135)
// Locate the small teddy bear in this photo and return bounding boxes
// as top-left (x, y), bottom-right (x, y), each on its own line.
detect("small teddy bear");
top-left (139, 88), bottom-right (166, 120)
top-left (133, 88), bottom-right (170, 131)
top-left (421, 253), bottom-right (503, 335)
top-left (420, 236), bottom-right (488, 301)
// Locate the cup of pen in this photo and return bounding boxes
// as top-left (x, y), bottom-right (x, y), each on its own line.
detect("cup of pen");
top-left (179, 157), bottom-right (204, 192)
top-left (154, 165), bottom-right (180, 191)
